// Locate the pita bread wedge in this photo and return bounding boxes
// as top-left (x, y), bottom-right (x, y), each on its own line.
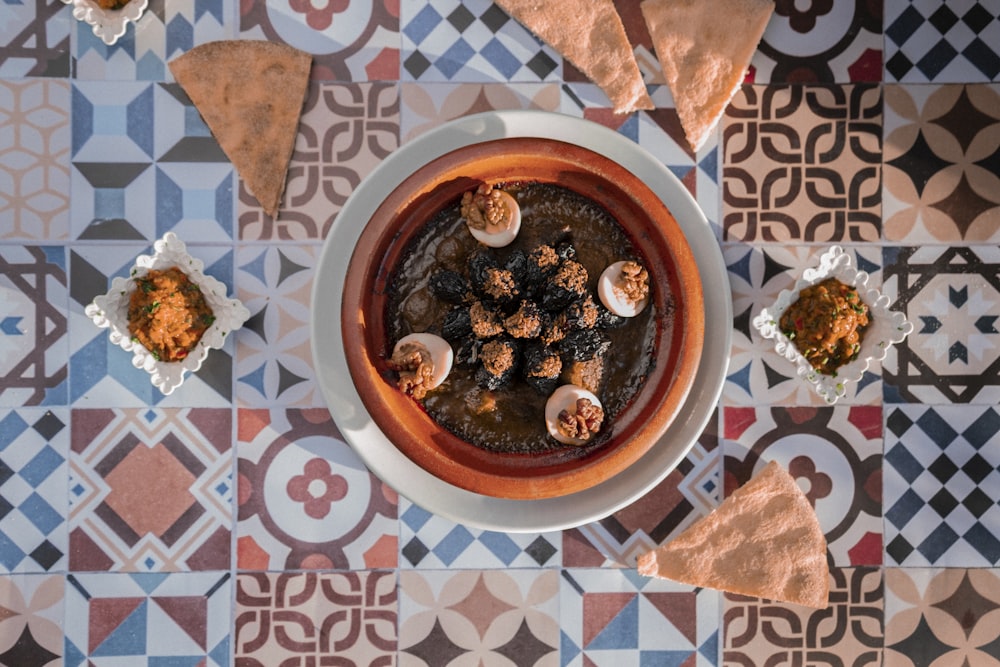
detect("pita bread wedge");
top-left (637, 460), bottom-right (829, 609)
top-left (169, 41), bottom-right (312, 218)
top-left (641, 0), bottom-right (774, 152)
top-left (495, 0), bottom-right (653, 114)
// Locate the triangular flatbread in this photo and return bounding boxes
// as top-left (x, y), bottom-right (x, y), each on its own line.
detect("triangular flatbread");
top-left (637, 460), bottom-right (829, 609)
top-left (495, 0), bottom-right (653, 114)
top-left (169, 41), bottom-right (312, 218)
top-left (641, 0), bottom-right (774, 152)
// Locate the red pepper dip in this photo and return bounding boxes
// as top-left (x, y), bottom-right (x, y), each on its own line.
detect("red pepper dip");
top-left (779, 277), bottom-right (870, 375)
top-left (127, 266), bottom-right (215, 362)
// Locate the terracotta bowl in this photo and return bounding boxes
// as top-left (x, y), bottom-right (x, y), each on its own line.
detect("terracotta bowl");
top-left (341, 137), bottom-right (704, 499)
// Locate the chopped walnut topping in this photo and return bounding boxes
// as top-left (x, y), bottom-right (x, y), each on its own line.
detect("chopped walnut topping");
top-left (530, 244), bottom-right (560, 271)
top-left (480, 340), bottom-right (516, 375)
top-left (470, 301), bottom-right (504, 338)
top-left (504, 301), bottom-right (542, 338)
top-left (557, 398), bottom-right (604, 443)
top-left (615, 261), bottom-right (649, 304)
top-left (460, 184), bottom-right (511, 231)
top-left (528, 354), bottom-right (561, 378)
top-left (483, 268), bottom-right (517, 299)
top-left (553, 260), bottom-right (588, 294)
top-left (568, 295), bottom-right (600, 328)
top-left (539, 316), bottom-right (566, 346)
top-left (388, 342), bottom-right (435, 399)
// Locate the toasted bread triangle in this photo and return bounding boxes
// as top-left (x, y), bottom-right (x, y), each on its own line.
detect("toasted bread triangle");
top-left (637, 460), bottom-right (829, 609)
top-left (169, 41), bottom-right (312, 218)
top-left (641, 0), bottom-right (774, 152)
top-left (494, 0), bottom-right (653, 114)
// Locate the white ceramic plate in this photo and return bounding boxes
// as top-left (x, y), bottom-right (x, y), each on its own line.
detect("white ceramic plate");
top-left (62, 0), bottom-right (149, 46)
top-left (310, 111), bottom-right (732, 532)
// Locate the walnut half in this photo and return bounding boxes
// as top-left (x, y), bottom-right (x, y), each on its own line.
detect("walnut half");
top-left (557, 398), bottom-right (605, 443)
top-left (388, 342), bottom-right (435, 400)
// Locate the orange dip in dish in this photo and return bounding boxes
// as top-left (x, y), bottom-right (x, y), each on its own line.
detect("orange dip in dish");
top-left (779, 277), bottom-right (869, 376)
top-left (127, 267), bottom-right (215, 362)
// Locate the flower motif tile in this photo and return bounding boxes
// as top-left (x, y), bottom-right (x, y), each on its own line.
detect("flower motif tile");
top-left (399, 569), bottom-right (558, 666)
top-left (0, 574), bottom-right (63, 666)
top-left (64, 571), bottom-right (232, 665)
top-left (70, 81), bottom-right (234, 243)
top-left (564, 410), bottom-right (719, 569)
top-left (238, 82), bottom-right (399, 241)
top-left (884, 405), bottom-right (1000, 567)
top-left (400, 0), bottom-right (560, 83)
top-left (0, 0), bottom-right (70, 78)
top-left (68, 407), bottom-right (232, 572)
top-left (561, 568), bottom-right (719, 666)
top-left (0, 409), bottom-right (67, 573)
top-left (236, 409), bottom-right (397, 570)
top-left (0, 80), bottom-right (70, 242)
top-left (751, 0), bottom-right (883, 83)
top-left (724, 567), bottom-right (883, 665)
top-left (723, 406), bottom-right (883, 565)
top-left (722, 84), bottom-right (882, 243)
top-left (73, 0), bottom-right (233, 81)
top-left (68, 243), bottom-right (236, 406)
top-left (0, 245), bottom-right (68, 408)
top-left (883, 84), bottom-right (1000, 242)
top-left (884, 0), bottom-right (1000, 83)
top-left (885, 567), bottom-right (1000, 666)
top-left (235, 245), bottom-right (323, 407)
top-left (725, 244), bottom-right (884, 406)
top-left (399, 500), bottom-right (560, 570)
top-left (235, 571), bottom-right (397, 665)
top-left (240, 0), bottom-right (399, 81)
top-left (882, 245), bottom-right (1000, 404)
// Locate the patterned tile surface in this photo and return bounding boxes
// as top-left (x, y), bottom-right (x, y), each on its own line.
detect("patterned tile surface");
top-left (69, 408), bottom-right (232, 572)
top-left (0, 409), bottom-right (67, 573)
top-left (236, 409), bottom-right (397, 571)
top-left (0, 574), bottom-right (63, 666)
top-left (0, 0), bottom-right (70, 78)
top-left (235, 571), bottom-right (397, 665)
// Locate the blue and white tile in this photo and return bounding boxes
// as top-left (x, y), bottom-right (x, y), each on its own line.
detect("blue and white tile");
top-left (0, 0), bottom-right (70, 78)
top-left (0, 409), bottom-right (67, 573)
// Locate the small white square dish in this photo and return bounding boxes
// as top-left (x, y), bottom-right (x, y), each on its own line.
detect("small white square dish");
top-left (61, 0), bottom-right (149, 46)
top-left (85, 232), bottom-right (250, 395)
top-left (752, 245), bottom-right (913, 404)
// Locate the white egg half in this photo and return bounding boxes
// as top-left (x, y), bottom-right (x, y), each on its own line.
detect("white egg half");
top-left (467, 190), bottom-right (521, 248)
top-left (393, 332), bottom-right (453, 389)
top-left (544, 383), bottom-right (603, 446)
top-left (598, 260), bottom-right (649, 317)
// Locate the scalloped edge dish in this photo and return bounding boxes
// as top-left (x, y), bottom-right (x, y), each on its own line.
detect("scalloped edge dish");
top-left (85, 232), bottom-right (250, 395)
top-left (753, 245), bottom-right (913, 404)
top-left (61, 0), bottom-right (149, 46)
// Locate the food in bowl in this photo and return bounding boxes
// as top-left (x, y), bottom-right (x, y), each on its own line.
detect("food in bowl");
top-left (127, 266), bottom-right (216, 362)
top-left (385, 180), bottom-right (658, 454)
top-left (779, 277), bottom-right (870, 375)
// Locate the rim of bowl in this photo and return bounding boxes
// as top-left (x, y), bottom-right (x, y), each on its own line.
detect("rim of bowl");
top-left (341, 137), bottom-right (705, 499)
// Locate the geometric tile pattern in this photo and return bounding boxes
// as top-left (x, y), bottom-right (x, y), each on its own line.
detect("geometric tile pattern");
top-left (884, 0), bottom-right (1000, 83)
top-left (564, 412), bottom-right (720, 569)
top-left (882, 245), bottom-right (1000, 404)
top-left (723, 406), bottom-right (884, 566)
top-left (0, 409), bottom-right (67, 573)
top-left (883, 84), bottom-right (1000, 242)
top-left (399, 569), bottom-right (557, 665)
top-left (722, 84), bottom-right (883, 243)
top-left (561, 568), bottom-right (719, 666)
top-left (0, 574), bottom-right (64, 667)
top-left (236, 409), bottom-right (397, 571)
top-left (885, 568), bottom-right (1000, 666)
top-left (72, 0), bottom-right (232, 81)
top-left (884, 405), bottom-right (1000, 567)
top-left (726, 244), bottom-right (885, 406)
top-left (725, 567), bottom-right (883, 665)
top-left (0, 0), bottom-right (70, 78)
top-left (0, 245), bottom-right (68, 407)
top-left (64, 572), bottom-right (231, 666)
top-left (751, 0), bottom-right (884, 83)
top-left (399, 499), bottom-right (561, 570)
top-left (69, 408), bottom-right (232, 572)
top-left (235, 571), bottom-right (397, 665)
top-left (0, 79), bottom-right (70, 241)
top-left (235, 246), bottom-right (324, 407)
top-left (236, 82), bottom-right (399, 241)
